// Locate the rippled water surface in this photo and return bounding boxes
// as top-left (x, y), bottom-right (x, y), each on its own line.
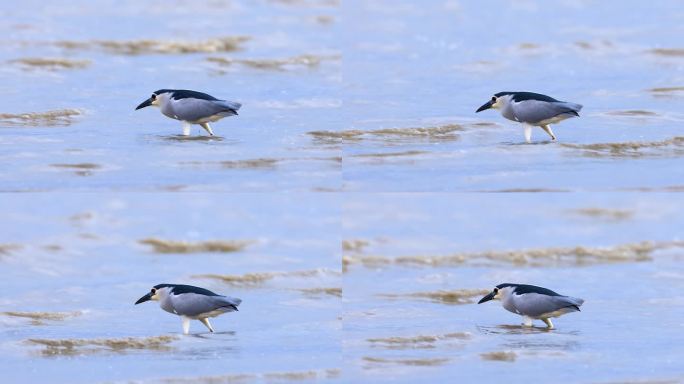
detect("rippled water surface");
top-left (342, 194), bottom-right (684, 382)
top-left (1, 193), bottom-right (341, 383)
top-left (2, 0), bottom-right (684, 383)
top-left (0, 0), bottom-right (341, 192)
top-left (342, 0), bottom-right (684, 192)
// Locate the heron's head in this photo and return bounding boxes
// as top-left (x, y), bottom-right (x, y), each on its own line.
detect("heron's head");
top-left (134, 285), bottom-right (172, 304)
top-left (476, 93), bottom-right (513, 113)
top-left (135, 90), bottom-right (173, 110)
top-left (478, 284), bottom-right (515, 304)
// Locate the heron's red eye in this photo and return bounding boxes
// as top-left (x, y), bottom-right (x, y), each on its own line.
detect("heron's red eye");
top-left (151, 288), bottom-right (156, 294)
top-left (491, 97), bottom-right (496, 102)
top-left (493, 288), bottom-right (498, 293)
top-left (151, 94), bottom-right (156, 100)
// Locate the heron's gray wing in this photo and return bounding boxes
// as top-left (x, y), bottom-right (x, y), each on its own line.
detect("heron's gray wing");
top-left (170, 293), bottom-right (240, 317)
top-left (219, 296), bottom-right (242, 309)
top-left (171, 99), bottom-right (238, 122)
top-left (512, 293), bottom-right (582, 317)
top-left (511, 100), bottom-right (581, 124)
top-left (218, 100), bottom-right (241, 111)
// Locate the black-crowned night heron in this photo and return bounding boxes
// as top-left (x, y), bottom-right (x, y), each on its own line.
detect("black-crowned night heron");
top-left (478, 283), bottom-right (584, 329)
top-left (476, 91), bottom-right (582, 143)
top-left (135, 284), bottom-right (241, 334)
top-left (135, 89), bottom-right (241, 136)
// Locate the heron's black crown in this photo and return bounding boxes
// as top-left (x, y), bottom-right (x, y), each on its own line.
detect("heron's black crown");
top-left (495, 91), bottom-right (560, 103)
top-left (496, 283), bottom-right (561, 297)
top-left (153, 89), bottom-right (221, 101)
top-left (153, 284), bottom-right (221, 297)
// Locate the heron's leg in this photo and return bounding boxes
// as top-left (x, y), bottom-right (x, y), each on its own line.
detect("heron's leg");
top-left (181, 316), bottom-right (191, 334)
top-left (181, 122), bottom-right (191, 136)
top-left (542, 318), bottom-right (554, 329)
top-left (540, 125), bottom-right (556, 141)
top-left (199, 123), bottom-right (214, 136)
top-left (199, 318), bottom-right (214, 332)
top-left (521, 316), bottom-right (533, 327)
top-left (523, 124), bottom-right (532, 143)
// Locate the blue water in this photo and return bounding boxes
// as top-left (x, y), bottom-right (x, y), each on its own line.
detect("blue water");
top-left (1, 0), bottom-right (684, 383)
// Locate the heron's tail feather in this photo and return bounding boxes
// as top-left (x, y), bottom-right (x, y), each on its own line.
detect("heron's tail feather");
top-left (219, 100), bottom-right (242, 112)
top-left (563, 102), bottom-right (583, 113)
top-left (220, 296), bottom-right (242, 311)
top-left (565, 296), bottom-right (584, 308)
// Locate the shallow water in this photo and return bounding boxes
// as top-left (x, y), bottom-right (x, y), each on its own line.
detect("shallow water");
top-left (1, 1), bottom-right (343, 380)
top-left (0, 193), bottom-right (341, 383)
top-left (342, 194), bottom-right (684, 382)
top-left (2, 0), bottom-right (684, 383)
top-left (0, 0), bottom-right (341, 192)
top-left (342, 0), bottom-right (684, 192)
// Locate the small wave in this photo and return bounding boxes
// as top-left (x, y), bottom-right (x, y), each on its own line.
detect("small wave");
top-left (362, 356), bottom-right (450, 366)
top-left (2, 311), bottom-right (81, 325)
top-left (139, 238), bottom-right (253, 254)
top-left (481, 351), bottom-right (517, 362)
top-left (571, 208), bottom-right (634, 221)
top-left (296, 287), bottom-right (342, 297)
top-left (0, 109), bottom-right (82, 127)
top-left (156, 368), bottom-right (340, 383)
top-left (648, 48), bottom-right (684, 57)
top-left (561, 137), bottom-right (684, 158)
top-left (603, 110), bottom-right (659, 117)
top-left (181, 157), bottom-right (339, 169)
top-left (54, 36), bottom-right (249, 55)
top-left (307, 123), bottom-right (462, 142)
top-left (181, 158), bottom-right (279, 169)
top-left (51, 163), bottom-right (100, 170)
top-left (367, 332), bottom-right (470, 349)
top-left (342, 239), bottom-right (370, 252)
top-left (207, 54), bottom-right (340, 70)
top-left (648, 87), bottom-right (684, 96)
top-left (219, 159), bottom-right (279, 169)
top-left (10, 57), bottom-right (91, 70)
top-left (378, 289), bottom-right (489, 305)
top-left (0, 244), bottom-right (21, 255)
top-left (314, 15), bottom-right (335, 24)
top-left (343, 241), bottom-right (681, 269)
top-left (354, 150), bottom-right (429, 158)
top-left (479, 188), bottom-right (570, 193)
top-left (27, 335), bottom-right (177, 356)
top-left (195, 268), bottom-right (340, 287)
top-left (50, 163), bottom-right (101, 177)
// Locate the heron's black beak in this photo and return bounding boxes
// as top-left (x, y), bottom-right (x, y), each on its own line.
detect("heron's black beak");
top-left (476, 100), bottom-right (493, 113)
top-left (135, 292), bottom-right (152, 305)
top-left (478, 291), bottom-right (495, 304)
top-left (135, 98), bottom-right (153, 110)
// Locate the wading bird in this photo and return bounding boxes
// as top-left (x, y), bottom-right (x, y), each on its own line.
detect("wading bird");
top-left (476, 91), bottom-right (582, 143)
top-left (135, 89), bottom-right (241, 136)
top-left (478, 283), bottom-right (583, 329)
top-left (135, 284), bottom-right (241, 334)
